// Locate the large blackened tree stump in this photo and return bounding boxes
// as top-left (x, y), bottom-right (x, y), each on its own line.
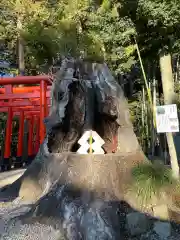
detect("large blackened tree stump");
top-left (0, 59), bottom-right (145, 239)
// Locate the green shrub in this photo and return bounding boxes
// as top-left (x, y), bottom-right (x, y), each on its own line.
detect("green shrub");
top-left (129, 162), bottom-right (176, 205)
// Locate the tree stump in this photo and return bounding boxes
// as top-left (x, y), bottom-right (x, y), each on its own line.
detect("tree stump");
top-left (0, 59), bottom-right (145, 239)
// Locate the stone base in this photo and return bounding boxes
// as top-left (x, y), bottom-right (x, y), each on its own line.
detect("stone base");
top-left (153, 204), bottom-right (169, 220)
top-left (126, 211), bottom-right (173, 239)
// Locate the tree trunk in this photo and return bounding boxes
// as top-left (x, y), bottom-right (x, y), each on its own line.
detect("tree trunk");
top-left (159, 52), bottom-right (179, 179)
top-left (0, 60), bottom-right (145, 199)
top-left (17, 15), bottom-right (25, 76)
top-left (0, 60), bottom-right (146, 239)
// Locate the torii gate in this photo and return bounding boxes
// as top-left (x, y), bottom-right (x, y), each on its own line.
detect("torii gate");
top-left (0, 75), bottom-right (52, 170)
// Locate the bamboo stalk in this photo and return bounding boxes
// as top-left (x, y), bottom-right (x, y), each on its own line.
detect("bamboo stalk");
top-left (135, 38), bottom-right (156, 129)
top-left (142, 87), bottom-right (149, 152)
top-left (175, 55), bottom-right (179, 82)
top-left (89, 130), bottom-right (93, 154)
top-left (141, 89), bottom-right (145, 149)
top-left (141, 92), bottom-right (144, 128)
top-left (148, 82), bottom-right (151, 150)
top-left (152, 77), bottom-right (156, 157)
top-left (135, 38), bottom-right (152, 106)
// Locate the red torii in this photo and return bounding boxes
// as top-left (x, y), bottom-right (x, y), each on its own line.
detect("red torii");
top-left (0, 75), bottom-right (52, 168)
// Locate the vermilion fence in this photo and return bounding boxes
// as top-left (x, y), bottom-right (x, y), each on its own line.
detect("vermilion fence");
top-left (0, 76), bottom-right (52, 170)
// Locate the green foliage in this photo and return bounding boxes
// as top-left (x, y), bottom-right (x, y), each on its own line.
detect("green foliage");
top-left (1, 0), bottom-right (180, 75)
top-left (23, 20), bottom-right (61, 67)
top-left (0, 0), bottom-right (138, 74)
top-left (89, 6), bottom-right (136, 74)
top-left (119, 0), bottom-right (180, 60)
top-left (1, 0), bottom-right (180, 162)
top-left (57, 236), bottom-right (65, 240)
top-left (173, 82), bottom-right (180, 110)
top-left (130, 162), bottom-right (176, 204)
top-left (128, 90), bottom-right (151, 152)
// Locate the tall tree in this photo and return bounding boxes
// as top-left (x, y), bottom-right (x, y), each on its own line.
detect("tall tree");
top-left (0, 0), bottom-right (54, 73)
top-left (114, 0), bottom-right (180, 174)
top-left (0, 0), bottom-right (138, 74)
top-left (159, 53), bottom-right (179, 178)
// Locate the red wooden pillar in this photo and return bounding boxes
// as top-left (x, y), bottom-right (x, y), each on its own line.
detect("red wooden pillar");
top-left (28, 116), bottom-right (34, 157)
top-left (34, 117), bottom-right (40, 153)
top-left (31, 115), bottom-right (36, 153)
top-left (40, 80), bottom-right (47, 144)
top-left (17, 111), bottom-right (24, 157)
top-left (4, 107), bottom-right (13, 159)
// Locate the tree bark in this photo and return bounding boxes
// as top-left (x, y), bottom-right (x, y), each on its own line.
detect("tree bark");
top-left (0, 60), bottom-right (145, 202)
top-left (159, 52), bottom-right (179, 179)
top-left (17, 15), bottom-right (25, 76)
top-left (0, 60), bottom-right (146, 239)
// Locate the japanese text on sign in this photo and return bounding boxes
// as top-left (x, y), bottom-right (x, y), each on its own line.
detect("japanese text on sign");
top-left (156, 104), bottom-right (179, 133)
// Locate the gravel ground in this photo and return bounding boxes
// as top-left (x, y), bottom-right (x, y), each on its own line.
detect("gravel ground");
top-left (0, 199), bottom-right (64, 240)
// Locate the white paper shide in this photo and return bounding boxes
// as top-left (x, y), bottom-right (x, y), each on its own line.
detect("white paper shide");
top-left (77, 130), bottom-right (105, 154)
